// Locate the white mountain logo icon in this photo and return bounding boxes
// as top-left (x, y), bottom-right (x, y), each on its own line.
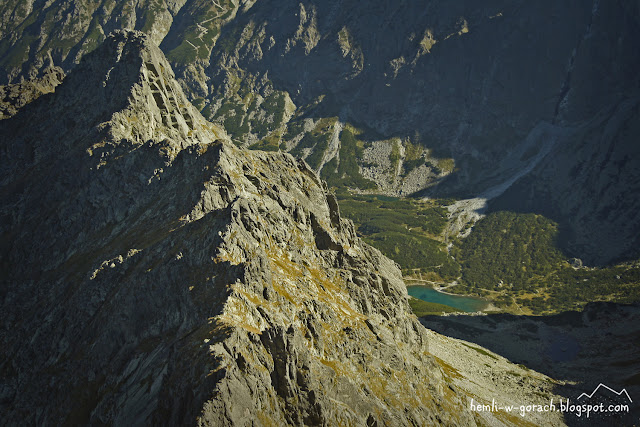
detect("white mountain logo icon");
top-left (578, 383), bottom-right (633, 403)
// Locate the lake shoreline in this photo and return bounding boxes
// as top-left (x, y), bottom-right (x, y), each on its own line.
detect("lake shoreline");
top-left (406, 283), bottom-right (499, 313)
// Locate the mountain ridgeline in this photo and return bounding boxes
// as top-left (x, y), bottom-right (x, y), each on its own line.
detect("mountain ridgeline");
top-left (2, 0), bottom-right (639, 264)
top-left (0, 31), bottom-right (480, 426)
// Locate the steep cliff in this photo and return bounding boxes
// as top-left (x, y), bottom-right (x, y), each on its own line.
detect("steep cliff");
top-left (0, 30), bottom-right (476, 426)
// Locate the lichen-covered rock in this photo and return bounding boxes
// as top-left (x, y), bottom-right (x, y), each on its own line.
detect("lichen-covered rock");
top-left (0, 31), bottom-right (475, 426)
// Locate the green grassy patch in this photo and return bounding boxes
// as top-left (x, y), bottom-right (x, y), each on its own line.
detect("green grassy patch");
top-left (166, 0), bottom-right (235, 64)
top-left (249, 139), bottom-right (279, 152)
top-left (453, 211), bottom-right (563, 291)
top-left (389, 139), bottom-right (401, 171)
top-left (461, 342), bottom-right (499, 360)
top-left (337, 194), bottom-right (460, 279)
top-left (408, 297), bottom-right (461, 317)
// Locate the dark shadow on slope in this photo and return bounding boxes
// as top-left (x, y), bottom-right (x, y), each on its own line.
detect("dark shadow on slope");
top-left (420, 302), bottom-right (640, 426)
top-left (487, 171), bottom-right (640, 266)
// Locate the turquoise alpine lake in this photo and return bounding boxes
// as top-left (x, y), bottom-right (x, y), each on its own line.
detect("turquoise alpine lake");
top-left (407, 286), bottom-right (489, 313)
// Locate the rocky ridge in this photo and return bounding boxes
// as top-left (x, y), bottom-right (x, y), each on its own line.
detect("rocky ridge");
top-left (0, 30), bottom-right (482, 426)
top-left (0, 64), bottom-right (64, 119)
top-left (424, 328), bottom-right (567, 427)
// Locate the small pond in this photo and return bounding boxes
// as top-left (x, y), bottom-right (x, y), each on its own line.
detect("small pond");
top-left (407, 286), bottom-right (489, 313)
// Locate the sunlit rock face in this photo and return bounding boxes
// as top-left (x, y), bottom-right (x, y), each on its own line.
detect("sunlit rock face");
top-left (0, 31), bottom-right (474, 426)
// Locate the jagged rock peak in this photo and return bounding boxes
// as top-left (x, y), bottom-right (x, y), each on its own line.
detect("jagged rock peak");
top-left (82, 29), bottom-right (227, 153)
top-left (0, 30), bottom-right (227, 185)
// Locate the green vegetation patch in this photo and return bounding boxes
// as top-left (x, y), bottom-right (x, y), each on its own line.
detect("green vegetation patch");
top-left (166, 0), bottom-right (235, 63)
top-left (214, 100), bottom-right (250, 141)
top-left (544, 263), bottom-right (640, 311)
top-left (450, 210), bottom-right (640, 314)
top-left (249, 139), bottom-right (279, 152)
top-left (337, 194), bottom-right (459, 279)
top-left (454, 211), bottom-right (563, 291)
top-left (251, 92), bottom-right (287, 139)
top-left (408, 297), bottom-right (461, 317)
top-left (401, 141), bottom-right (426, 176)
top-left (338, 195), bottom-right (640, 315)
top-left (366, 231), bottom-right (458, 277)
top-left (389, 139), bottom-right (401, 172)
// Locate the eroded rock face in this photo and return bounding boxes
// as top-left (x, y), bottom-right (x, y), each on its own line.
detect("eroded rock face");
top-left (489, 98), bottom-right (640, 265)
top-left (0, 31), bottom-right (473, 426)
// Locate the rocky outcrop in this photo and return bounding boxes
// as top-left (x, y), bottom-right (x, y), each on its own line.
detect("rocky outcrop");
top-left (0, 31), bottom-right (475, 426)
top-left (424, 327), bottom-right (567, 427)
top-left (0, 65), bottom-right (64, 119)
top-left (0, 0), bottom-right (189, 83)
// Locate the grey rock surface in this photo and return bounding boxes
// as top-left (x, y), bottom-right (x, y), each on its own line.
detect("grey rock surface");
top-left (0, 65), bottom-right (64, 119)
top-left (489, 98), bottom-right (640, 265)
top-left (0, 31), bottom-right (475, 426)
